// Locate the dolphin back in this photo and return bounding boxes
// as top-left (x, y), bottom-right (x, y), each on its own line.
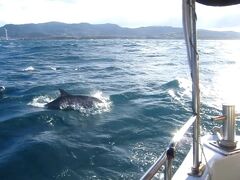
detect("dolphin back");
top-left (45, 97), bottom-right (62, 109)
top-left (0, 86), bottom-right (5, 98)
top-left (45, 89), bottom-right (103, 110)
top-left (59, 89), bottom-right (71, 97)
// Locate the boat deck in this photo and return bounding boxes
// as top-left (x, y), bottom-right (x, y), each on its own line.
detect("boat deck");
top-left (172, 134), bottom-right (240, 180)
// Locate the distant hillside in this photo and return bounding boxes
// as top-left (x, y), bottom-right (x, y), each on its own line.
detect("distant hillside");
top-left (0, 22), bottom-right (240, 40)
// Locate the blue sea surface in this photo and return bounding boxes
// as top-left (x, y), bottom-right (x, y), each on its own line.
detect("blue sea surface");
top-left (0, 39), bottom-right (240, 179)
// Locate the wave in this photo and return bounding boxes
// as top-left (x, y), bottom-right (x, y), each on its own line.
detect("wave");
top-left (161, 78), bottom-right (190, 91)
top-left (28, 45), bottom-right (56, 52)
top-left (27, 95), bottom-right (54, 108)
top-left (49, 66), bottom-right (60, 71)
top-left (160, 78), bottom-right (192, 111)
top-left (23, 66), bottom-right (61, 72)
top-left (90, 91), bottom-right (112, 111)
top-left (23, 66), bottom-right (35, 72)
top-left (161, 79), bottom-right (181, 90)
top-left (110, 91), bottom-right (144, 105)
top-left (102, 66), bottom-right (122, 72)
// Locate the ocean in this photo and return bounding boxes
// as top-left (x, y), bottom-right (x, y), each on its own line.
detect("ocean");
top-left (0, 39), bottom-right (240, 179)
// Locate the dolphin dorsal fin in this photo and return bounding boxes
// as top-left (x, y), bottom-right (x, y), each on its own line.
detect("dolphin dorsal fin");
top-left (59, 89), bottom-right (70, 97)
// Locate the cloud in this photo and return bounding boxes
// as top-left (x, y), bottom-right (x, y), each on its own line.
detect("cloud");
top-left (196, 3), bottom-right (240, 31)
top-left (215, 14), bottom-right (240, 28)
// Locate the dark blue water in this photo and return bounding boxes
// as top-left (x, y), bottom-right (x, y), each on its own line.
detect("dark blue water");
top-left (0, 39), bottom-right (239, 179)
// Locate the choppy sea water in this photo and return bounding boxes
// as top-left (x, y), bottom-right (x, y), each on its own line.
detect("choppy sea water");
top-left (0, 39), bottom-right (240, 179)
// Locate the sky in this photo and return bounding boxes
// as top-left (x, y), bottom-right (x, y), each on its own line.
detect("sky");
top-left (0, 0), bottom-right (240, 31)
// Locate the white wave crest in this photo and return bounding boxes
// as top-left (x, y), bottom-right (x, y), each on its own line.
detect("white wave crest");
top-left (28, 95), bottom-right (54, 108)
top-left (23, 66), bottom-right (35, 71)
top-left (49, 66), bottom-right (60, 71)
top-left (91, 90), bottom-right (112, 113)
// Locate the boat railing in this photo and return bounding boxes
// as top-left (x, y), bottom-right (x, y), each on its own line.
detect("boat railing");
top-left (140, 115), bottom-right (197, 180)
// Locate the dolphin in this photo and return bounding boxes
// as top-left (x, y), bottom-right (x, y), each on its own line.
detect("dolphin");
top-left (0, 86), bottom-right (5, 92)
top-left (45, 89), bottom-right (103, 110)
top-left (0, 86), bottom-right (5, 97)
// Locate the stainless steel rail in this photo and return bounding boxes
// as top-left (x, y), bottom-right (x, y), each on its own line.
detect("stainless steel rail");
top-left (140, 116), bottom-right (196, 180)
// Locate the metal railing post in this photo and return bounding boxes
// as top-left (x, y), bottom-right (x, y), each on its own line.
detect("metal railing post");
top-left (164, 159), bottom-right (173, 180)
top-left (140, 153), bottom-right (167, 180)
top-left (165, 144), bottom-right (175, 180)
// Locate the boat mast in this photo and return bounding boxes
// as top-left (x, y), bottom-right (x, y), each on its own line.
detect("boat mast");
top-left (183, 0), bottom-right (202, 175)
top-left (190, 0), bottom-right (201, 174)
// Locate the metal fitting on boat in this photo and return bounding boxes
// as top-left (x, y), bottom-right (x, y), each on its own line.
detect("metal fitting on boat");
top-left (212, 104), bottom-right (237, 149)
top-left (166, 146), bottom-right (175, 160)
top-left (212, 126), bottom-right (223, 140)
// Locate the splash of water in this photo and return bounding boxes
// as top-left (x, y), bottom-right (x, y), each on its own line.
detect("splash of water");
top-left (91, 90), bottom-right (112, 111)
top-left (28, 95), bottom-right (53, 108)
top-left (23, 66), bottom-right (35, 71)
top-left (167, 78), bottom-right (191, 109)
top-left (49, 66), bottom-right (60, 71)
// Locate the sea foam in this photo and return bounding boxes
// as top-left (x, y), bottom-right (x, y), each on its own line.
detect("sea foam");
top-left (23, 66), bottom-right (35, 71)
top-left (28, 95), bottom-right (53, 108)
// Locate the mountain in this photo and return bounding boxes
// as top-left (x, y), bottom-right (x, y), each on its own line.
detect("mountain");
top-left (0, 22), bottom-right (240, 40)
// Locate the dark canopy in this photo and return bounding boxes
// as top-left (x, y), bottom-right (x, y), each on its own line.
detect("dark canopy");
top-left (196, 0), bottom-right (240, 6)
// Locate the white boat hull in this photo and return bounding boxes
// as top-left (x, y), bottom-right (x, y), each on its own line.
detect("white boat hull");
top-left (173, 134), bottom-right (240, 180)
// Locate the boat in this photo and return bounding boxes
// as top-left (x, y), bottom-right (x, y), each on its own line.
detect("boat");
top-left (141, 0), bottom-right (240, 179)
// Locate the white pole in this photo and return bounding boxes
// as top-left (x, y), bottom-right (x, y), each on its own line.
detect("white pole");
top-left (190, 0), bottom-right (201, 174)
top-left (183, 0), bottom-right (201, 175)
top-left (4, 28), bottom-right (9, 40)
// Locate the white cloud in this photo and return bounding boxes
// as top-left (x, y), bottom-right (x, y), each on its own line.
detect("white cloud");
top-left (196, 3), bottom-right (240, 31)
